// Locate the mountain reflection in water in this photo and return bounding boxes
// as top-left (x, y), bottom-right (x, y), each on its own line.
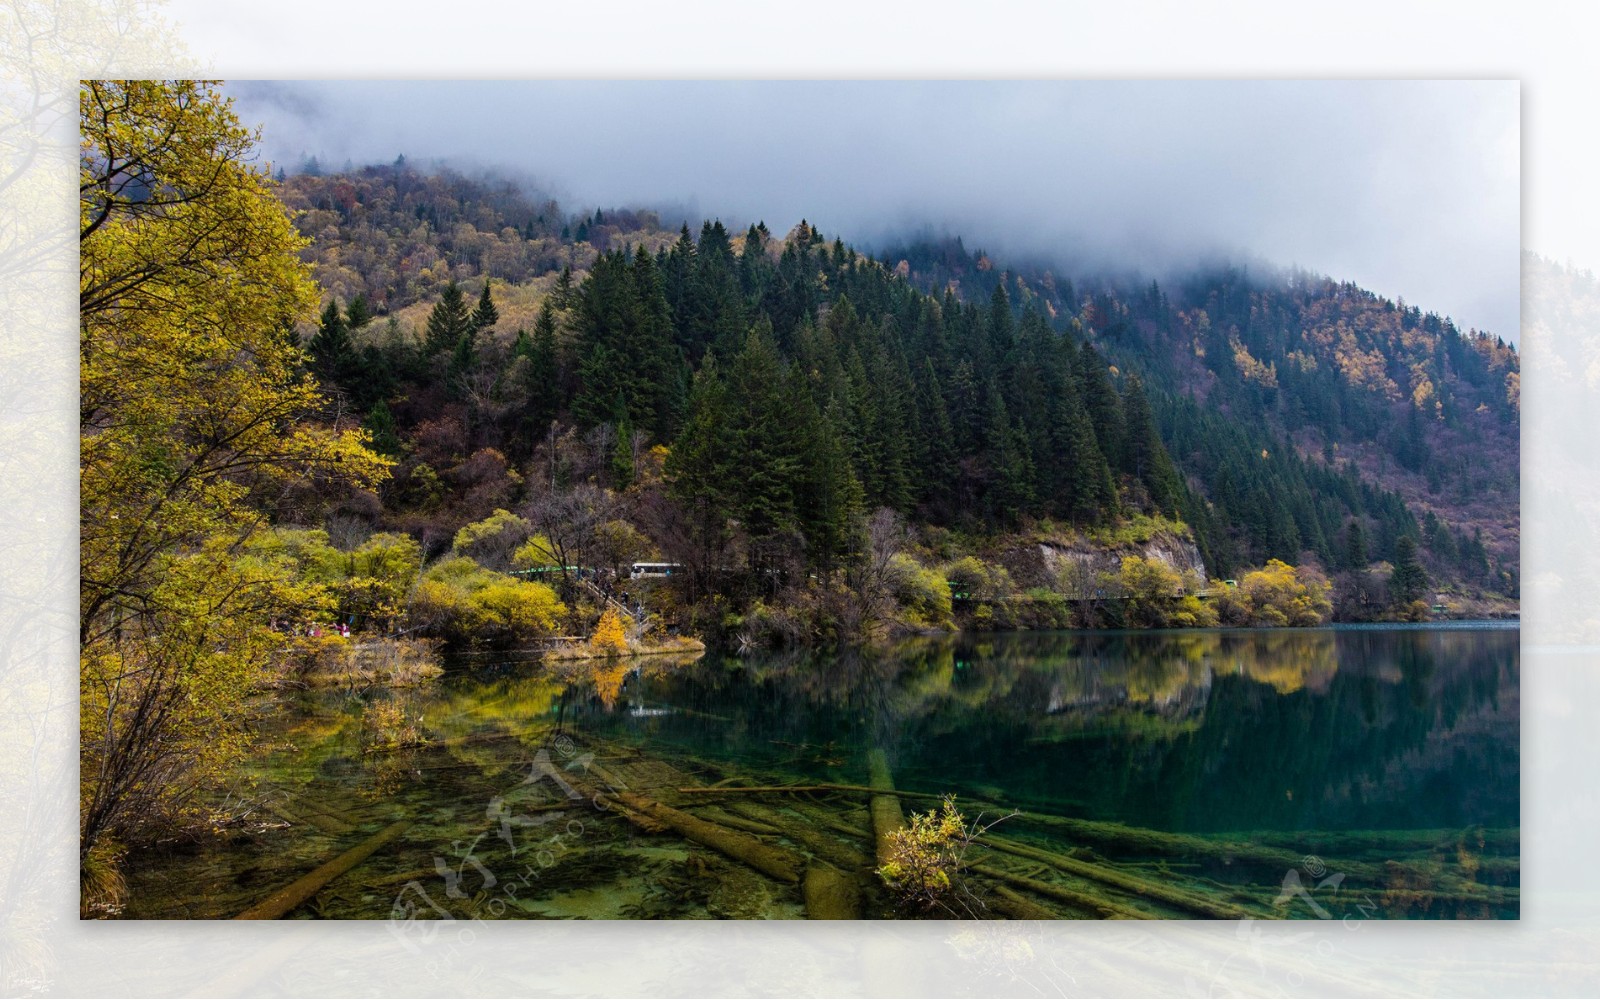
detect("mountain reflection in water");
top-left (121, 624), bottom-right (1516, 919)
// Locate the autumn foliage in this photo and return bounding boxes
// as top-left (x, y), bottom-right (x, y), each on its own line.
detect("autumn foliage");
top-left (79, 81), bottom-right (388, 859)
top-left (590, 606), bottom-right (630, 656)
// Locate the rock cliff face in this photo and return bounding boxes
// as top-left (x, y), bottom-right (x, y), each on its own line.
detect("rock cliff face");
top-left (1035, 531), bottom-right (1209, 584)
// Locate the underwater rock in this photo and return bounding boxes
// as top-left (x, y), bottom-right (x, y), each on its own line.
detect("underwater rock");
top-left (706, 865), bottom-right (773, 919)
top-left (802, 865), bottom-right (862, 919)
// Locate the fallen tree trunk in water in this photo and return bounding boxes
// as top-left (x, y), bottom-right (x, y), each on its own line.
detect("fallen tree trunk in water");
top-left (559, 748), bottom-right (805, 883)
top-left (610, 791), bottom-right (802, 884)
top-left (970, 863), bottom-right (1148, 920)
top-left (726, 801), bottom-right (872, 872)
top-left (803, 864), bottom-right (863, 919)
top-left (675, 783), bottom-right (967, 804)
top-left (987, 883), bottom-right (1061, 920)
top-left (678, 785), bottom-right (1515, 895)
top-left (687, 804), bottom-right (785, 837)
top-left (234, 820), bottom-right (413, 919)
top-left (866, 749), bottom-right (906, 869)
top-left (1007, 814), bottom-right (1514, 903)
top-left (260, 799), bottom-right (353, 836)
top-left (974, 836), bottom-right (1254, 920)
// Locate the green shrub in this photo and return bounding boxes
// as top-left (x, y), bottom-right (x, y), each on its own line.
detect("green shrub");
top-left (876, 796), bottom-right (1012, 916)
top-left (941, 556), bottom-right (1013, 602)
top-left (411, 555), bottom-right (566, 646)
top-left (888, 553), bottom-right (953, 627)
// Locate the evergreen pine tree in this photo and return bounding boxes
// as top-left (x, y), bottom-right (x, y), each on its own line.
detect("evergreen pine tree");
top-left (611, 409), bottom-right (635, 489)
top-left (983, 383), bottom-right (1033, 523)
top-left (470, 279), bottom-right (499, 333)
top-left (523, 301), bottom-right (561, 434)
top-left (310, 299), bottom-right (357, 387)
top-left (1121, 372), bottom-right (1182, 515)
top-left (345, 292), bottom-right (372, 330)
top-left (424, 280), bottom-right (472, 355)
top-left (448, 331), bottom-right (476, 389)
top-left (1344, 515), bottom-right (1369, 569)
top-left (1390, 535), bottom-right (1429, 604)
top-left (666, 354), bottom-right (736, 597)
top-left (553, 266), bottom-right (575, 309)
top-left (362, 399), bottom-right (402, 456)
top-left (1076, 343), bottom-right (1125, 469)
top-left (988, 283), bottom-right (1015, 360)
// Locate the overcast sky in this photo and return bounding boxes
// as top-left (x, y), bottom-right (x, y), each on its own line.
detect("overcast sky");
top-left (228, 80), bottom-right (1519, 339)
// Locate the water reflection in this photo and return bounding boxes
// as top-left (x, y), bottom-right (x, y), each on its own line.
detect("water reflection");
top-left (564, 626), bottom-right (1519, 836)
top-left (123, 625), bottom-right (1517, 919)
top-left (270, 626), bottom-right (1516, 838)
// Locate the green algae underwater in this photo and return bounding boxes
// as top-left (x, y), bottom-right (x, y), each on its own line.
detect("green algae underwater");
top-left (120, 623), bottom-right (1518, 921)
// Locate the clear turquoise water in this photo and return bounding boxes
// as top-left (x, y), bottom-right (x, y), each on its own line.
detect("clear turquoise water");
top-left (122, 623), bottom-right (1518, 920)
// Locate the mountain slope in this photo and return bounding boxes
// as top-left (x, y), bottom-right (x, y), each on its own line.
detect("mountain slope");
top-left (275, 163), bottom-right (1518, 616)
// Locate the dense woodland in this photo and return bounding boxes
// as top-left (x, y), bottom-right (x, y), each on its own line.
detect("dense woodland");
top-left (277, 160), bottom-right (1519, 630)
top-left (78, 82), bottom-right (1520, 891)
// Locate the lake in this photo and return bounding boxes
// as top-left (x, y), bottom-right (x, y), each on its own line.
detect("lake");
top-left (124, 623), bottom-right (1519, 920)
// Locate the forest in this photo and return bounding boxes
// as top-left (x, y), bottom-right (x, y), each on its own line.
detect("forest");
top-left (270, 155), bottom-right (1518, 640)
top-left (79, 82), bottom-right (1519, 883)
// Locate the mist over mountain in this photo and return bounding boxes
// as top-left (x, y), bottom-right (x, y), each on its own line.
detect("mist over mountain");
top-left (277, 159), bottom-right (1519, 619)
top-left (230, 80), bottom-right (1520, 342)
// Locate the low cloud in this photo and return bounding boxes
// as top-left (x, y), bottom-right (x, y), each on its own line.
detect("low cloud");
top-left (230, 80), bottom-right (1519, 339)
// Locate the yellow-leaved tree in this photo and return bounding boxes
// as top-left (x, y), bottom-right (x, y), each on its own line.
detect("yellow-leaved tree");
top-left (79, 81), bottom-right (388, 863)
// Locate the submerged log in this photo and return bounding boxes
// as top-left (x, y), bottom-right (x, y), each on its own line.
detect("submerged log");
top-left (260, 799), bottom-right (353, 836)
top-left (234, 820), bottom-right (413, 919)
top-left (726, 801), bottom-right (872, 872)
top-left (676, 783), bottom-right (960, 803)
top-left (611, 791), bottom-right (802, 883)
top-left (803, 864), bottom-right (863, 919)
top-left (970, 864), bottom-right (1148, 920)
top-left (973, 836), bottom-right (1254, 920)
top-left (552, 741), bottom-right (805, 883)
top-left (791, 803), bottom-right (880, 845)
top-left (360, 866), bottom-right (444, 889)
top-left (688, 804), bottom-right (785, 837)
top-left (1257, 826), bottom-right (1520, 857)
top-left (294, 794), bottom-right (366, 828)
top-left (866, 749), bottom-right (906, 868)
top-left (987, 883), bottom-right (1062, 920)
top-left (1009, 813), bottom-right (1388, 883)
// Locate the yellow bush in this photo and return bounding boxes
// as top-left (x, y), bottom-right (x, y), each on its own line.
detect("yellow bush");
top-left (412, 556), bottom-right (567, 645)
top-left (888, 553), bottom-right (953, 626)
top-left (1238, 559), bottom-right (1333, 626)
top-left (512, 535), bottom-right (560, 569)
top-left (942, 556), bottom-right (1013, 602)
top-left (877, 796), bottom-right (980, 915)
top-left (475, 580), bottom-right (566, 635)
top-left (590, 606), bottom-right (630, 656)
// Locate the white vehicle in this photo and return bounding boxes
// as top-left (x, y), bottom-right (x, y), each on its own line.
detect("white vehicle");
top-left (629, 562), bottom-right (682, 580)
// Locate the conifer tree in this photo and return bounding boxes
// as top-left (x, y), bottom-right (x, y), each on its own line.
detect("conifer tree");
top-left (1390, 535), bottom-right (1429, 606)
top-left (345, 292), bottom-right (372, 330)
top-left (988, 283), bottom-right (1015, 360)
top-left (611, 410), bottom-right (635, 489)
top-left (363, 399), bottom-right (402, 456)
top-left (523, 300), bottom-right (561, 432)
top-left (470, 279), bottom-right (499, 333)
top-left (1345, 517), bottom-right (1368, 569)
top-left (983, 383), bottom-right (1034, 523)
top-left (424, 280), bottom-right (472, 355)
top-left (552, 267), bottom-right (574, 309)
top-left (447, 331), bottom-right (477, 389)
top-left (1076, 343), bottom-right (1125, 469)
top-left (666, 353), bottom-right (736, 596)
top-left (1121, 372), bottom-right (1183, 516)
top-left (310, 298), bottom-right (360, 390)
